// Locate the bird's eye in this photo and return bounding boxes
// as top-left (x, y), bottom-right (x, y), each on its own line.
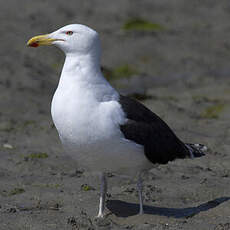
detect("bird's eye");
top-left (66, 31), bottom-right (73, 35)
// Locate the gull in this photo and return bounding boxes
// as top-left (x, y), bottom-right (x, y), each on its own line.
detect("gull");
top-left (27, 24), bottom-right (206, 218)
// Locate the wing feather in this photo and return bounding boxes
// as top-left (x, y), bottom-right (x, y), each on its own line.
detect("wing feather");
top-left (119, 95), bottom-right (189, 164)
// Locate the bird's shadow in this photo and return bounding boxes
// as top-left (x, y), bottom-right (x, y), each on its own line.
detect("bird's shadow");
top-left (106, 197), bottom-right (230, 218)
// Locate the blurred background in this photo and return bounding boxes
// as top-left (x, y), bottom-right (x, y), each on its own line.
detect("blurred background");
top-left (1, 0), bottom-right (230, 229)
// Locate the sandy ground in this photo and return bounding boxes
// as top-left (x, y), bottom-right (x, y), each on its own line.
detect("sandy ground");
top-left (1, 0), bottom-right (230, 229)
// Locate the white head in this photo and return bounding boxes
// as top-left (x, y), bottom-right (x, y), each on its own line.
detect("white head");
top-left (27, 24), bottom-right (101, 58)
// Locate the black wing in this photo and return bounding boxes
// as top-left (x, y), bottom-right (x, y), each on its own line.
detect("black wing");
top-left (119, 95), bottom-right (189, 164)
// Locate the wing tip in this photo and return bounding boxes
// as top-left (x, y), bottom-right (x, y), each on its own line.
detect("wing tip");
top-left (185, 143), bottom-right (207, 158)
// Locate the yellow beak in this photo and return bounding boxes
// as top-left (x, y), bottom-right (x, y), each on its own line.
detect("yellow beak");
top-left (27, 34), bottom-right (62, 47)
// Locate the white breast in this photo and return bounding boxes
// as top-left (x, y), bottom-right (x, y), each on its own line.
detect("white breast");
top-left (52, 86), bottom-right (121, 146)
top-left (51, 85), bottom-right (151, 176)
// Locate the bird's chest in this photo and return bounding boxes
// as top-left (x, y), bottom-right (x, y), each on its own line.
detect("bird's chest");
top-left (51, 88), bottom-right (124, 149)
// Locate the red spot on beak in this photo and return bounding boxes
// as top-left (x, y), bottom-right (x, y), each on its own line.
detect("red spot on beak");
top-left (29, 42), bottom-right (39, 47)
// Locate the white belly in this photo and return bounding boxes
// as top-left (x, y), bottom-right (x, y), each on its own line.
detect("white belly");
top-left (51, 88), bottom-right (152, 176)
top-left (61, 135), bottom-right (151, 176)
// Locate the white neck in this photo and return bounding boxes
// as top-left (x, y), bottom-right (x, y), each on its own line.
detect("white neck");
top-left (57, 53), bottom-right (118, 102)
top-left (61, 53), bottom-right (101, 80)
